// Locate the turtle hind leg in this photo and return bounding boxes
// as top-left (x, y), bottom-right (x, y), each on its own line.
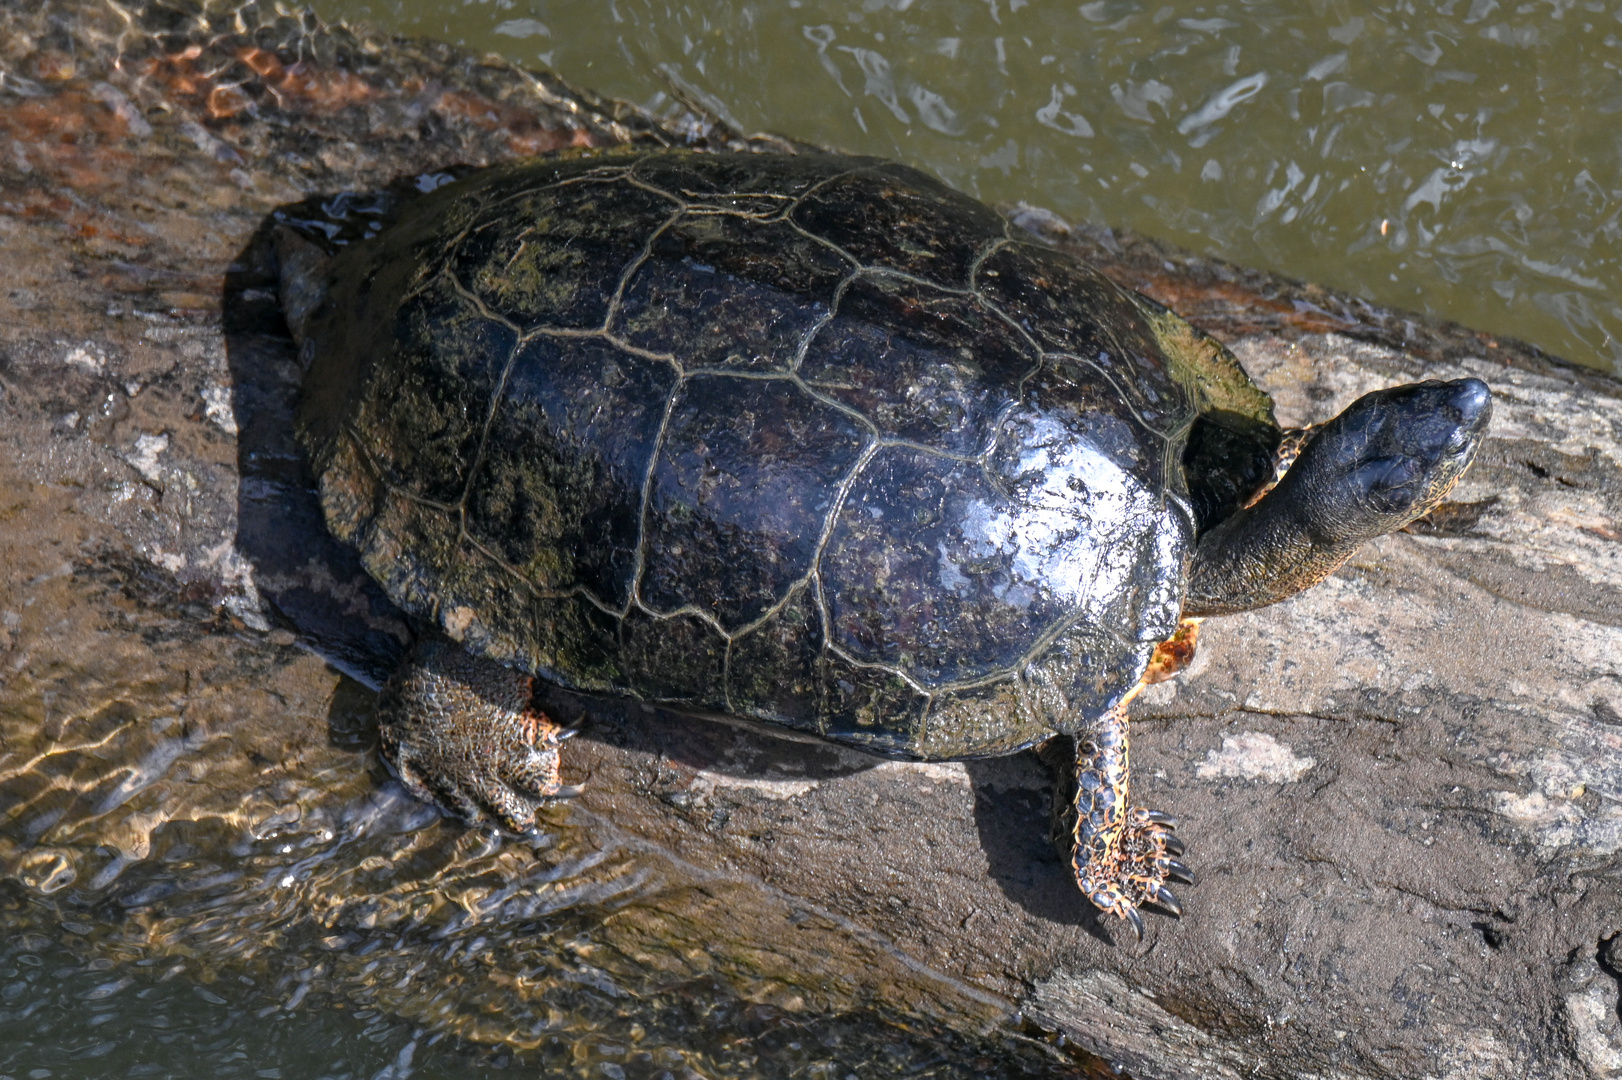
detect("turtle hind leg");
top-left (378, 636), bottom-right (575, 834)
top-left (1067, 687), bottom-right (1194, 939)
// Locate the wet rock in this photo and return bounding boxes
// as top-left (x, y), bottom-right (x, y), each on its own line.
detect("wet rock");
top-left (1, 2), bottom-right (1619, 1078)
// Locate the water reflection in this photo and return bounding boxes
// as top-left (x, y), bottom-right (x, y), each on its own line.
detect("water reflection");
top-left (2, 742), bottom-right (1087, 1078)
top-left (310, 0), bottom-right (1622, 375)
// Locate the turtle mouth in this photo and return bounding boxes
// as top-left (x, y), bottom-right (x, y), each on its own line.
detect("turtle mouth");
top-left (1380, 377), bottom-right (1494, 470)
top-left (1389, 377), bottom-right (1494, 514)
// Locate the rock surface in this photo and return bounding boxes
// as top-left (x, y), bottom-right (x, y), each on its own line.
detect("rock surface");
top-left (2, 2), bottom-right (1620, 1078)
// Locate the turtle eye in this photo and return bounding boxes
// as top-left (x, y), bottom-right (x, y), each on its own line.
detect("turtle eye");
top-left (1351, 456), bottom-right (1424, 513)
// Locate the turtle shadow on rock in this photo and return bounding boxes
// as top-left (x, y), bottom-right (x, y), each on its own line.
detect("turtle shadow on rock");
top-left (530, 682), bottom-right (882, 788)
top-left (222, 220), bottom-right (411, 692)
top-left (965, 747), bottom-right (1122, 946)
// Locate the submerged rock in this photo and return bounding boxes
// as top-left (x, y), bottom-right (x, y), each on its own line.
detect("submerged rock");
top-left (1, 2), bottom-right (1618, 1077)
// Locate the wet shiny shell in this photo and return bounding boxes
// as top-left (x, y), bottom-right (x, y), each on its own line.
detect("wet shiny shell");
top-left (297, 150), bottom-right (1269, 758)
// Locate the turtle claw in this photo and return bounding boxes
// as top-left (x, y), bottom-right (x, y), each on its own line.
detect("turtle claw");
top-left (436, 779), bottom-right (493, 830)
top-left (484, 785), bottom-right (544, 835)
top-left (1162, 858), bottom-right (1196, 885)
top-left (1069, 699), bottom-right (1198, 938)
top-left (557, 727), bottom-right (581, 741)
top-left (551, 784), bottom-right (587, 800)
top-left (1124, 907), bottom-right (1146, 941)
top-left (1147, 884), bottom-right (1182, 918)
top-left (1074, 788), bottom-right (1196, 939)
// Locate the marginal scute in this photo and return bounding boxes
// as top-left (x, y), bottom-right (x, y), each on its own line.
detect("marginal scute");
top-left (298, 148), bottom-right (1270, 759)
top-left (1018, 626), bottom-right (1154, 734)
top-left (352, 485), bottom-right (460, 621)
top-left (725, 584), bottom-right (824, 734)
top-left (974, 242), bottom-right (1195, 437)
top-left (617, 606), bottom-right (729, 708)
top-left (527, 590), bottom-right (625, 693)
top-left (1136, 300), bottom-right (1275, 432)
top-left (311, 434), bottom-right (382, 549)
top-left (818, 650), bottom-right (930, 755)
top-left (431, 541), bottom-right (537, 671)
top-left (915, 676), bottom-right (1049, 760)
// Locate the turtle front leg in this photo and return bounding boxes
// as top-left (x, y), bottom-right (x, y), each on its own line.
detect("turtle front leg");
top-left (377, 636), bottom-right (579, 833)
top-left (1071, 685), bottom-right (1194, 939)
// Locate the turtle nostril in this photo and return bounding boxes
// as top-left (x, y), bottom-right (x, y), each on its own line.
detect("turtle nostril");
top-left (1447, 378), bottom-right (1492, 423)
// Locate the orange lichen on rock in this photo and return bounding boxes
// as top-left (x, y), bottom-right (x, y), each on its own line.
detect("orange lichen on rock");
top-left (134, 41), bottom-right (384, 118)
top-left (30, 49), bottom-right (77, 82)
top-left (133, 44), bottom-right (208, 98)
top-left (0, 93), bottom-right (149, 208)
top-left (206, 81), bottom-right (253, 119)
top-left (253, 53), bottom-right (382, 113)
top-left (429, 87), bottom-right (602, 155)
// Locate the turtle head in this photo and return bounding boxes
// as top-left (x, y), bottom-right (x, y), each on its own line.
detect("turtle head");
top-left (1288, 377), bottom-right (1492, 543)
top-left (1186, 377), bottom-right (1491, 617)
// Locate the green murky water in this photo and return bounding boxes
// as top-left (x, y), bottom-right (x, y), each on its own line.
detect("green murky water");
top-left (307, 0), bottom-right (1622, 375)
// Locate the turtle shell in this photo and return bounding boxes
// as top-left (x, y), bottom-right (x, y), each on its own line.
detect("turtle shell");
top-left (296, 149), bottom-right (1275, 759)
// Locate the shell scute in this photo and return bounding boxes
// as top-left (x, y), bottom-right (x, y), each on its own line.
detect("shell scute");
top-left (464, 336), bottom-right (677, 608)
top-left (791, 164), bottom-right (1007, 285)
top-left (450, 176), bottom-right (680, 331)
top-left (525, 590), bottom-right (626, 692)
top-left (639, 375), bottom-right (868, 630)
top-left (362, 273), bottom-right (518, 506)
top-left (615, 213), bottom-right (848, 372)
top-left (726, 583), bottom-right (825, 733)
top-left (817, 650), bottom-right (929, 756)
top-left (428, 540), bottom-right (536, 670)
top-left (974, 242), bottom-right (1195, 437)
top-left (799, 275), bottom-right (1037, 456)
top-left (630, 150), bottom-right (851, 207)
top-left (617, 606), bottom-right (729, 708)
top-left (984, 401), bottom-right (1188, 645)
top-left (352, 483), bottom-right (460, 618)
top-left (822, 442), bottom-right (1148, 688)
top-left (916, 677), bottom-right (1049, 759)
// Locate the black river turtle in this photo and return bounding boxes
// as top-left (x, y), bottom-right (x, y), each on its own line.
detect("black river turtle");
top-left (274, 148), bottom-right (1491, 937)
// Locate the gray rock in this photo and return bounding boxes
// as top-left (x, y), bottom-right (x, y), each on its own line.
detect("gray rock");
top-left (1, 1), bottom-right (1618, 1076)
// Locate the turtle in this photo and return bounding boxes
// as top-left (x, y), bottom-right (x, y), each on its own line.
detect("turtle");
top-left (272, 148), bottom-right (1492, 937)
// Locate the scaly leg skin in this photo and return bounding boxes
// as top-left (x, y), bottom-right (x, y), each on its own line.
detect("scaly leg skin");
top-left (377, 636), bottom-right (578, 833)
top-left (1072, 683), bottom-right (1195, 940)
